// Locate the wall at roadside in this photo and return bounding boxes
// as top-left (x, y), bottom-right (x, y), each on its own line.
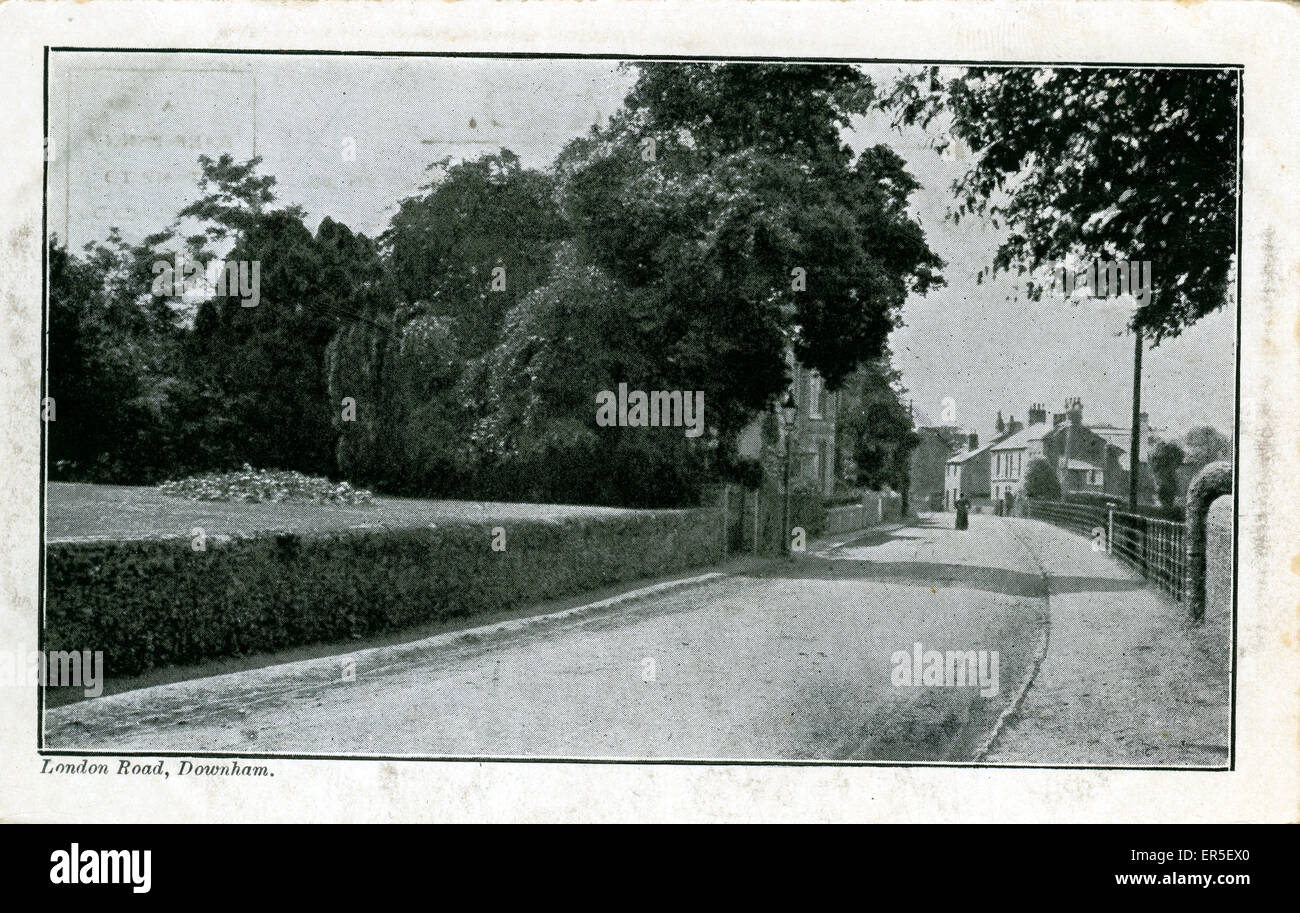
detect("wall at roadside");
top-left (1205, 494), bottom-right (1233, 623)
top-left (825, 492), bottom-right (903, 536)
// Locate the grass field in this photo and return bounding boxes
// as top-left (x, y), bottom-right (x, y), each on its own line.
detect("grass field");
top-left (46, 482), bottom-right (655, 542)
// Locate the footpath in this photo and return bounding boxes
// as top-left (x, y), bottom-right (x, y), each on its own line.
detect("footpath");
top-left (983, 516), bottom-right (1231, 767)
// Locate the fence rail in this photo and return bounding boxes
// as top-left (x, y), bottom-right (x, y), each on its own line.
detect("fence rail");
top-left (1022, 499), bottom-right (1106, 538)
top-left (1024, 499), bottom-right (1185, 602)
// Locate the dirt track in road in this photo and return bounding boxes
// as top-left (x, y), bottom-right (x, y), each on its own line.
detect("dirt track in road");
top-left (46, 515), bottom-right (1049, 761)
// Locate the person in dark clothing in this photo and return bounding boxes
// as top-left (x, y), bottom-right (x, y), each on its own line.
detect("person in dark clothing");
top-left (955, 495), bottom-right (970, 530)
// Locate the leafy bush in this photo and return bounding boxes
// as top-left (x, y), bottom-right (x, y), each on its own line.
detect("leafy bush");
top-left (159, 464), bottom-right (373, 505)
top-left (46, 510), bottom-right (720, 677)
top-left (1023, 457), bottom-right (1062, 500)
top-left (789, 480), bottom-right (829, 539)
top-left (1151, 440), bottom-right (1185, 507)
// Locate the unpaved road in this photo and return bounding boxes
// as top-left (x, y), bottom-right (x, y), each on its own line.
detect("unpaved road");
top-left (47, 514), bottom-right (1049, 761)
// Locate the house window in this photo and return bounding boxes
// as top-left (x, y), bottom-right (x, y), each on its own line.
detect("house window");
top-left (808, 373), bottom-right (825, 419)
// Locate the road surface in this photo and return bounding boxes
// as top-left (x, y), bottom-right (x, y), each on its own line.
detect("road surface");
top-left (47, 514), bottom-right (1052, 761)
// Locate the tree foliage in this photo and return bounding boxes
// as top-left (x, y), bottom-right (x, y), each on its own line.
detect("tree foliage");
top-left (837, 357), bottom-right (918, 491)
top-left (1024, 456), bottom-right (1062, 500)
top-left (51, 65), bottom-right (946, 510)
top-left (181, 155), bottom-right (375, 476)
top-left (383, 151), bottom-right (567, 357)
top-left (884, 66), bottom-right (1238, 341)
top-left (1183, 424), bottom-right (1231, 467)
top-left (1151, 440), bottom-right (1185, 506)
top-left (47, 231), bottom-right (183, 482)
top-left (557, 62), bottom-right (943, 446)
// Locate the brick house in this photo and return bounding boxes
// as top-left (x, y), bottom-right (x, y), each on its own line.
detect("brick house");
top-left (735, 356), bottom-right (838, 497)
top-left (988, 399), bottom-right (1154, 504)
top-left (788, 360), bottom-right (838, 497)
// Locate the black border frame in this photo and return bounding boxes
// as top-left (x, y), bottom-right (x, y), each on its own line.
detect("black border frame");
top-left (38, 48), bottom-right (1244, 772)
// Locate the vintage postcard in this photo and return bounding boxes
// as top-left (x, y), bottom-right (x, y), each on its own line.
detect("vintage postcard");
top-left (1, 0), bottom-right (1297, 823)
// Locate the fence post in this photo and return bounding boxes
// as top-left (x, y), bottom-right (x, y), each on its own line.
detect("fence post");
top-left (721, 484), bottom-right (730, 560)
top-left (753, 488), bottom-right (760, 554)
top-left (1107, 508), bottom-right (1113, 555)
top-left (1185, 461), bottom-right (1233, 622)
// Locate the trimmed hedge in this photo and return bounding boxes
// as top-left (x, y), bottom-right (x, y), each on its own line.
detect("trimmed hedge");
top-left (46, 510), bottom-right (720, 677)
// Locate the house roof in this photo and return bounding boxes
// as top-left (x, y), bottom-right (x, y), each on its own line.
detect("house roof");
top-left (1083, 425), bottom-right (1152, 465)
top-left (988, 422), bottom-right (1051, 452)
top-left (947, 440), bottom-right (997, 465)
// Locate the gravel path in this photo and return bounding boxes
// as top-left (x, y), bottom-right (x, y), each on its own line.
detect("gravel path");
top-left (983, 518), bottom-right (1232, 767)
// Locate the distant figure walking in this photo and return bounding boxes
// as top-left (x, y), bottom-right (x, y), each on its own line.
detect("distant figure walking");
top-left (955, 495), bottom-right (970, 531)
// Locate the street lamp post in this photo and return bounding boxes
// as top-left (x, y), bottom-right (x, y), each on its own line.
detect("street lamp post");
top-left (780, 392), bottom-right (798, 556)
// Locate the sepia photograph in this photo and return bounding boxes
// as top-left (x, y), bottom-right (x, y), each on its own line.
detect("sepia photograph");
top-left (32, 50), bottom-right (1241, 767)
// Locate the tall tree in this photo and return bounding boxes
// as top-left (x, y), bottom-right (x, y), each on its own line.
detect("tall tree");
top-left (47, 230), bottom-right (186, 482)
top-left (324, 150), bottom-right (565, 494)
top-left (178, 156), bottom-right (377, 475)
top-left (555, 62), bottom-right (944, 454)
top-left (838, 357), bottom-right (919, 494)
top-left (463, 241), bottom-right (710, 506)
top-left (382, 150), bottom-right (567, 357)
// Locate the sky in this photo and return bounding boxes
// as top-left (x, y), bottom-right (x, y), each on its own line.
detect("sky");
top-left (47, 52), bottom-right (1237, 444)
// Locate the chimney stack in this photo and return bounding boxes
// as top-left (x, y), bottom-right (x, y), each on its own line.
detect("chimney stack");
top-left (1007, 416), bottom-right (1023, 435)
top-left (1067, 396), bottom-right (1083, 425)
top-left (1028, 403), bottom-right (1047, 426)
top-left (968, 432), bottom-right (979, 451)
